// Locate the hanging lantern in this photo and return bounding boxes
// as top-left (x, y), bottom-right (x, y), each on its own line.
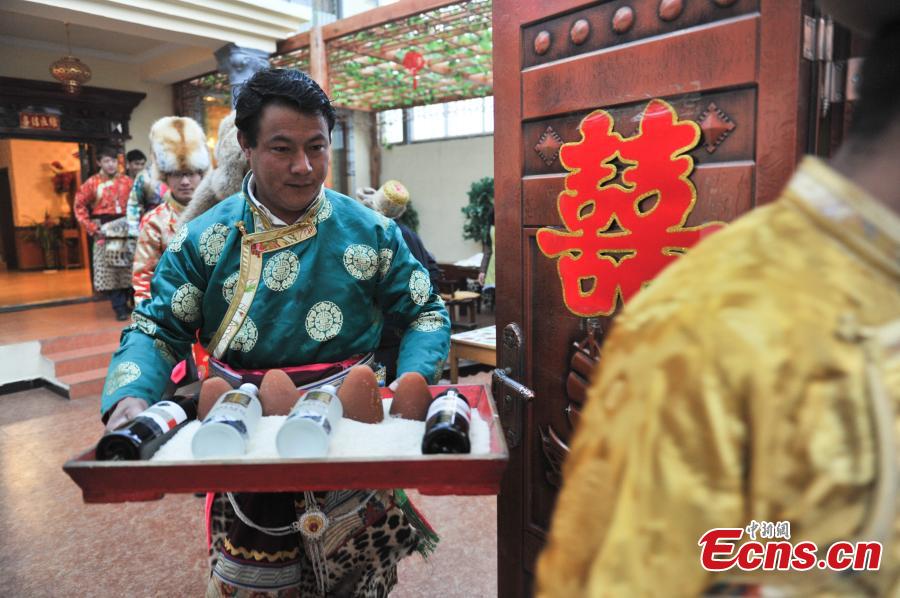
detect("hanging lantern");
top-left (402, 50), bottom-right (425, 90)
top-left (49, 23), bottom-right (92, 95)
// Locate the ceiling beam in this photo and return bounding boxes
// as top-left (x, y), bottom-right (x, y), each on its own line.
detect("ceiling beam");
top-left (277, 0), bottom-right (466, 53)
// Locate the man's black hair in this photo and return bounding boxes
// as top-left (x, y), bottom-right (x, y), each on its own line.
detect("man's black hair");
top-left (126, 149), bottom-right (146, 162)
top-left (235, 68), bottom-right (336, 147)
top-left (848, 21), bottom-right (900, 143)
top-left (96, 146), bottom-right (118, 161)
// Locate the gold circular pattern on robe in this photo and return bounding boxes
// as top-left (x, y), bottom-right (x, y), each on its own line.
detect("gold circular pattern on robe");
top-left (305, 301), bottom-right (343, 342)
top-left (222, 271), bottom-right (239, 303)
top-left (104, 361), bottom-right (141, 396)
top-left (130, 312), bottom-right (157, 336)
top-left (343, 244), bottom-right (379, 280)
top-left (378, 248), bottom-right (394, 279)
top-left (411, 311), bottom-right (444, 332)
top-left (229, 317), bottom-right (258, 353)
top-left (315, 197), bottom-right (333, 224)
top-left (168, 225), bottom-right (188, 253)
top-left (199, 223), bottom-right (230, 266)
top-left (171, 282), bottom-right (203, 322)
top-left (263, 251), bottom-right (300, 292)
top-left (153, 339), bottom-right (177, 365)
top-left (431, 357), bottom-right (445, 384)
top-left (409, 270), bottom-right (431, 305)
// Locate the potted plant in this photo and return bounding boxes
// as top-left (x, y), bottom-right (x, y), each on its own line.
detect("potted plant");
top-left (461, 176), bottom-right (494, 244)
top-left (26, 212), bottom-right (61, 269)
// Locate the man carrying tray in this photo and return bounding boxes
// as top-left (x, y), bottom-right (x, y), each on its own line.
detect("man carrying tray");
top-left (100, 68), bottom-right (451, 597)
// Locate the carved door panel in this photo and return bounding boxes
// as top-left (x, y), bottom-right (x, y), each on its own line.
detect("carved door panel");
top-left (493, 1), bottom-right (813, 595)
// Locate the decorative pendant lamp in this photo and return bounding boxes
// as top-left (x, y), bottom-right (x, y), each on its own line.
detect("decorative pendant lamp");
top-left (402, 50), bottom-right (425, 90)
top-left (49, 23), bottom-right (92, 94)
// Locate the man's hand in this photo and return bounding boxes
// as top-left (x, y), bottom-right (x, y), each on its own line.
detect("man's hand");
top-left (105, 397), bottom-right (149, 432)
top-left (478, 272), bottom-right (486, 285)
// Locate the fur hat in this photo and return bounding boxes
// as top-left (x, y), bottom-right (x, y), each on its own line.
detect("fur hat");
top-left (355, 180), bottom-right (409, 220)
top-left (817, 0), bottom-right (900, 35)
top-left (149, 116), bottom-right (210, 183)
top-left (178, 112), bottom-right (249, 227)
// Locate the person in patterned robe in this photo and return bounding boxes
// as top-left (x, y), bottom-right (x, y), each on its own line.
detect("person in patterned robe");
top-left (125, 169), bottom-right (168, 238)
top-left (101, 68), bottom-right (450, 597)
top-left (536, 3), bottom-right (900, 596)
top-left (131, 116), bottom-right (210, 304)
top-left (73, 146), bottom-right (134, 320)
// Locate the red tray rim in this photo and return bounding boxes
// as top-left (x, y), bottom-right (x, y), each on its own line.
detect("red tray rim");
top-left (63, 384), bottom-right (509, 502)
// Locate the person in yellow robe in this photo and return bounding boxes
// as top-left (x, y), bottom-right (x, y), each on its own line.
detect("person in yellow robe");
top-left (536, 2), bottom-right (900, 596)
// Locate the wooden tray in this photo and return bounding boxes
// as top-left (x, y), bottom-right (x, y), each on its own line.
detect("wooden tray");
top-left (63, 384), bottom-right (508, 503)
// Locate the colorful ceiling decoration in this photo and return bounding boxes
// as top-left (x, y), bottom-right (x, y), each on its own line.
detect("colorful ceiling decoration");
top-left (270, 46), bottom-right (311, 77)
top-left (275, 0), bottom-right (492, 112)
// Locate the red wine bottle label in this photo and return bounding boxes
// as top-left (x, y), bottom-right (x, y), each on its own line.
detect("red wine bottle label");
top-left (426, 394), bottom-right (471, 422)
top-left (137, 400), bottom-right (188, 433)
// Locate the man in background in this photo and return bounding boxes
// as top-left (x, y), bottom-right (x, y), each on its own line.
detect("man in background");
top-left (125, 149), bottom-right (146, 179)
top-left (73, 146), bottom-right (134, 320)
top-left (537, 1), bottom-right (900, 595)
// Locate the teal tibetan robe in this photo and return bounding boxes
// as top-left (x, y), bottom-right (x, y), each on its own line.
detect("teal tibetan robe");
top-left (100, 182), bottom-right (450, 416)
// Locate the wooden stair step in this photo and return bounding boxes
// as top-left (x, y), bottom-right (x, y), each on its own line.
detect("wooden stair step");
top-left (45, 342), bottom-right (120, 377)
top-left (40, 328), bottom-right (124, 355)
top-left (59, 367), bottom-right (109, 400)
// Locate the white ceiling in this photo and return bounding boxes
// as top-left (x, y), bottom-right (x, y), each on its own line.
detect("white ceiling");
top-left (0, 11), bottom-right (176, 62)
top-left (0, 9), bottom-right (180, 63)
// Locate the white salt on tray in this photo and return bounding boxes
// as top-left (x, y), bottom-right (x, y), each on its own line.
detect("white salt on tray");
top-left (152, 398), bottom-right (491, 461)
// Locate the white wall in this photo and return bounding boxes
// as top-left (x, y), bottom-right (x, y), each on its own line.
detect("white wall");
top-left (0, 341), bottom-right (54, 387)
top-left (379, 135), bottom-right (492, 263)
top-left (0, 44), bottom-right (172, 157)
top-left (349, 110), bottom-right (373, 197)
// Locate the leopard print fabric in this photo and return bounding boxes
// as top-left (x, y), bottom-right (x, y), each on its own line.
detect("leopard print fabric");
top-left (206, 492), bottom-right (421, 597)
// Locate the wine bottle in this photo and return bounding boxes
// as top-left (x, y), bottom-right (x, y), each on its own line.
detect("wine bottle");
top-left (421, 388), bottom-right (471, 454)
top-left (191, 382), bottom-right (261, 458)
top-left (96, 394), bottom-right (199, 461)
top-left (276, 384), bottom-right (343, 458)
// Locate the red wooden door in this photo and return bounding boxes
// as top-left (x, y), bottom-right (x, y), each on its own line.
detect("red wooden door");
top-left (492, 1), bottom-right (813, 595)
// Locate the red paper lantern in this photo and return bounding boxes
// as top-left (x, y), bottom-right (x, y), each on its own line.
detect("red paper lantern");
top-left (402, 50), bottom-right (425, 90)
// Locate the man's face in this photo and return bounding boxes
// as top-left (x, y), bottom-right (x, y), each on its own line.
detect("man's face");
top-left (238, 103), bottom-right (330, 223)
top-left (165, 171), bottom-right (202, 205)
top-left (127, 159), bottom-right (146, 177)
top-left (98, 156), bottom-right (118, 176)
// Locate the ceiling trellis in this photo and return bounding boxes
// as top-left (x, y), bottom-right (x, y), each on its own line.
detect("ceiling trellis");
top-left (274, 0), bottom-right (492, 112)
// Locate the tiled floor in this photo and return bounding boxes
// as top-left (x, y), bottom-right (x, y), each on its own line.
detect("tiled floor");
top-left (0, 379), bottom-right (497, 596)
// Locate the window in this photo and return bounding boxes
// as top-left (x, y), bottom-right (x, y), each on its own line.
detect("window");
top-left (378, 96), bottom-right (493, 145)
top-left (379, 109), bottom-right (404, 145)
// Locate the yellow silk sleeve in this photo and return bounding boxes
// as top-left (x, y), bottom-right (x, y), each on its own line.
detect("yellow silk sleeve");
top-left (536, 305), bottom-right (747, 597)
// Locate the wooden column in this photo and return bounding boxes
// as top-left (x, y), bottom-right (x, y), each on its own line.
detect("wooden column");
top-left (309, 26), bottom-right (329, 95)
top-left (368, 112), bottom-right (381, 189)
top-left (309, 26), bottom-right (334, 188)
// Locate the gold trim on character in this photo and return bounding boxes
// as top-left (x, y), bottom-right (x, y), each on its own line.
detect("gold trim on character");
top-left (536, 98), bottom-right (726, 317)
